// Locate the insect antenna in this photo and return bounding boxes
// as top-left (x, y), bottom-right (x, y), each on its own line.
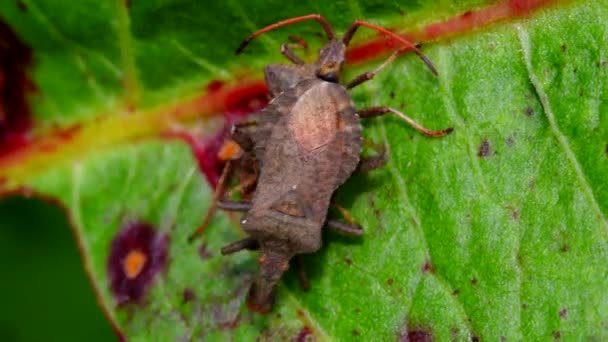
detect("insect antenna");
top-left (342, 20), bottom-right (438, 76)
top-left (236, 14), bottom-right (335, 54)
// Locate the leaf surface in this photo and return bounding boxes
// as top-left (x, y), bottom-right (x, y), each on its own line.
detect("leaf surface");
top-left (0, 0), bottom-right (607, 340)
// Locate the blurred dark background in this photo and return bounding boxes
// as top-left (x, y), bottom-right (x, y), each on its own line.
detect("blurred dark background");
top-left (0, 196), bottom-right (115, 342)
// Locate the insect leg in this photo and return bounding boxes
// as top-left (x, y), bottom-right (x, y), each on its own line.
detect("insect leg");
top-left (280, 36), bottom-right (308, 65)
top-left (236, 14), bottom-right (334, 54)
top-left (342, 20), bottom-right (438, 76)
top-left (359, 106), bottom-right (454, 137)
top-left (221, 237), bottom-right (259, 255)
top-left (295, 256), bottom-right (311, 291)
top-left (357, 144), bottom-right (388, 172)
top-left (188, 159), bottom-right (236, 242)
top-left (280, 44), bottom-right (305, 64)
top-left (346, 49), bottom-right (402, 89)
top-left (326, 219), bottom-right (364, 236)
top-left (218, 199), bottom-right (252, 211)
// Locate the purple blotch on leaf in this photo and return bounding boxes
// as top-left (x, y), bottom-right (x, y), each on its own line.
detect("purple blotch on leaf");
top-left (400, 329), bottom-right (433, 342)
top-left (107, 221), bottom-right (168, 305)
top-left (478, 139), bottom-right (492, 157)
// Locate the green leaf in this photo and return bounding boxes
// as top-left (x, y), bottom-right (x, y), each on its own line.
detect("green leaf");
top-left (1, 0), bottom-right (607, 341)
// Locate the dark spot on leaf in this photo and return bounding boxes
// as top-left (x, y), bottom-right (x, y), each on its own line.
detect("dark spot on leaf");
top-left (398, 8), bottom-right (405, 16)
top-left (0, 20), bottom-right (36, 156)
top-left (182, 288), bottom-right (195, 303)
top-left (552, 330), bottom-right (561, 339)
top-left (478, 139), bottom-right (492, 158)
top-left (387, 278), bottom-right (394, 286)
top-left (399, 329), bottom-right (432, 342)
top-left (462, 10), bottom-right (473, 18)
top-left (560, 44), bottom-right (567, 52)
top-left (107, 221), bottom-right (168, 306)
top-left (450, 327), bottom-right (459, 338)
top-left (16, 0), bottom-right (27, 11)
top-left (559, 308), bottom-right (568, 319)
top-left (501, 336), bottom-right (507, 342)
top-left (605, 143), bottom-right (608, 156)
top-left (206, 79), bottom-right (224, 93)
top-left (352, 329), bottom-right (360, 336)
top-left (522, 303), bottom-right (529, 310)
top-left (561, 244), bottom-right (569, 253)
top-left (471, 277), bottom-right (478, 285)
top-left (452, 289), bottom-right (460, 296)
top-left (524, 106), bottom-right (534, 117)
top-left (422, 260), bottom-right (434, 273)
top-left (506, 136), bottom-right (514, 147)
top-left (510, 0), bottom-right (536, 13)
top-left (579, 89), bottom-right (584, 97)
top-left (345, 256), bottom-right (352, 265)
top-left (511, 208), bottom-right (520, 220)
top-left (390, 91), bottom-right (395, 99)
top-left (198, 243), bottom-right (213, 259)
top-left (472, 334), bottom-right (480, 342)
top-left (294, 326), bottom-right (313, 342)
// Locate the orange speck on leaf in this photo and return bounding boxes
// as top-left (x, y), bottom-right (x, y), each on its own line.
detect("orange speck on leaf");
top-left (123, 248), bottom-right (147, 279)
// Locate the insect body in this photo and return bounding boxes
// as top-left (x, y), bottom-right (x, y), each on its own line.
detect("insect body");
top-left (200, 14), bottom-right (453, 313)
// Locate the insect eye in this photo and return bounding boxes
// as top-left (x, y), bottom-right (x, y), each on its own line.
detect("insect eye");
top-left (318, 71), bottom-right (339, 83)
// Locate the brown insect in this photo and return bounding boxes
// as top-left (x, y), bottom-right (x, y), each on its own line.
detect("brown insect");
top-left (193, 14), bottom-right (453, 313)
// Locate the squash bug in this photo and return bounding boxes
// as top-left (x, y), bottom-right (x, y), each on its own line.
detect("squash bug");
top-left (194, 14), bottom-right (453, 313)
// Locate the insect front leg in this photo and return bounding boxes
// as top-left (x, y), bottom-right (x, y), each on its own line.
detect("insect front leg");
top-left (359, 106), bottom-right (453, 137)
top-left (221, 237), bottom-right (259, 255)
top-left (357, 142), bottom-right (388, 173)
top-left (280, 35), bottom-right (308, 65)
top-left (325, 204), bottom-right (363, 237)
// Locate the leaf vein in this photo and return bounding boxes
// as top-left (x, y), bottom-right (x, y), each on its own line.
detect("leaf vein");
top-left (517, 25), bottom-right (608, 233)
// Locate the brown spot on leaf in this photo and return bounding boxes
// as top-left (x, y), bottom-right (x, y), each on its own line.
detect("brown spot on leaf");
top-left (450, 327), bottom-right (459, 339)
top-left (560, 44), bottom-right (567, 52)
top-left (422, 261), bottom-right (434, 273)
top-left (107, 221), bottom-right (168, 306)
top-left (552, 330), bottom-right (561, 339)
top-left (387, 278), bottom-right (394, 286)
top-left (452, 289), bottom-right (460, 296)
top-left (400, 329), bottom-right (432, 342)
top-left (198, 243), bottom-right (213, 259)
top-left (471, 277), bottom-right (478, 285)
top-left (345, 256), bottom-right (353, 265)
top-left (506, 136), bottom-right (514, 147)
top-left (559, 308), bottom-right (568, 319)
top-left (524, 106), bottom-right (534, 117)
top-left (0, 20), bottom-right (36, 156)
top-left (561, 244), bottom-right (569, 253)
top-left (182, 288), bottom-right (195, 303)
top-left (390, 91), bottom-right (395, 99)
top-left (294, 326), bottom-right (313, 342)
top-left (352, 329), bottom-right (360, 336)
top-left (478, 139), bottom-right (492, 157)
top-left (522, 303), bottom-right (529, 310)
top-left (472, 334), bottom-right (480, 342)
top-left (511, 208), bottom-right (520, 220)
